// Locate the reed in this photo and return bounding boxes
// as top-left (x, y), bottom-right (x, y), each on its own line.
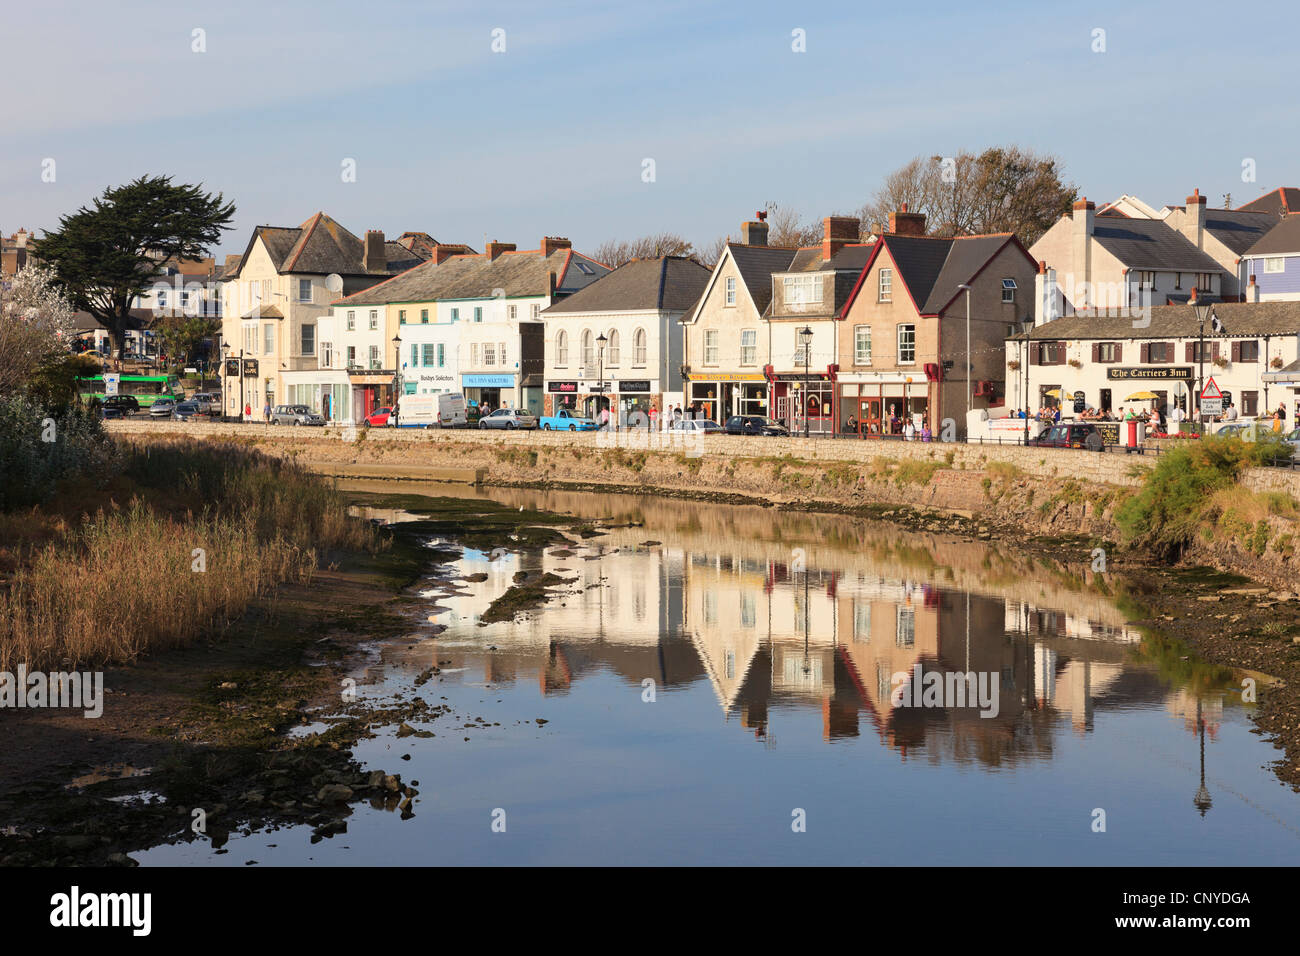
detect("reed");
top-left (0, 438), bottom-right (376, 669)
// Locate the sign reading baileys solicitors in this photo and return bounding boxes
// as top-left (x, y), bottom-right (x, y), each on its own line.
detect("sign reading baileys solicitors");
top-left (1106, 366), bottom-right (1192, 380)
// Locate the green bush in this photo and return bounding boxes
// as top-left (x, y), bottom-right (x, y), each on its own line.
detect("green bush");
top-left (1114, 434), bottom-right (1289, 556)
top-left (0, 395), bottom-right (120, 511)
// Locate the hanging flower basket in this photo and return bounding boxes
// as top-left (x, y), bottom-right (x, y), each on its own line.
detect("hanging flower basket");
top-left (1067, 358), bottom-right (1083, 369)
top-left (1271, 356), bottom-right (1284, 369)
top-left (1007, 359), bottom-right (1021, 371)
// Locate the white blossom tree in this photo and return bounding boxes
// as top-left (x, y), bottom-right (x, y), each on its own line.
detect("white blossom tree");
top-left (0, 264), bottom-right (76, 395)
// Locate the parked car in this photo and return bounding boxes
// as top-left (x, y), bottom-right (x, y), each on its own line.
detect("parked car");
top-left (478, 408), bottom-right (539, 430)
top-left (101, 395), bottom-right (140, 415)
top-left (669, 418), bottom-right (723, 434)
top-left (149, 396), bottom-right (179, 418)
top-left (192, 392), bottom-right (222, 415)
top-left (541, 408), bottom-right (597, 431)
top-left (1030, 421), bottom-right (1105, 451)
top-left (270, 404), bottom-right (326, 426)
top-left (364, 406), bottom-right (393, 427)
top-left (723, 415), bottom-right (789, 436)
top-left (171, 400), bottom-right (201, 421)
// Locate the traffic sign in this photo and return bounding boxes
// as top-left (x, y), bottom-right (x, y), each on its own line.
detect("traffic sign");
top-left (1201, 376), bottom-right (1223, 415)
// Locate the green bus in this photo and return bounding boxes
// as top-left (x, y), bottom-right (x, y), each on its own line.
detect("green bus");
top-left (76, 374), bottom-right (183, 408)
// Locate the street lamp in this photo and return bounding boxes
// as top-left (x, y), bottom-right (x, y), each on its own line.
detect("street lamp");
top-left (220, 343), bottom-right (229, 423)
top-left (596, 332), bottom-right (608, 424)
top-left (392, 334), bottom-right (402, 428)
top-left (1192, 292), bottom-right (1219, 422)
top-left (798, 326), bottom-right (813, 438)
top-left (1021, 316), bottom-right (1034, 445)
top-left (957, 283), bottom-right (972, 423)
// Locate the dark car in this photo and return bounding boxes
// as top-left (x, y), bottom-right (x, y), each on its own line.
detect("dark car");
top-left (723, 415), bottom-right (789, 436)
top-left (101, 395), bottom-right (140, 414)
top-left (1030, 421), bottom-right (1105, 451)
top-left (171, 400), bottom-right (201, 421)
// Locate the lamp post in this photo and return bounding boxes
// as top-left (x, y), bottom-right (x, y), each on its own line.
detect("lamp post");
top-left (220, 343), bottom-right (229, 423)
top-left (1191, 292), bottom-right (1218, 422)
top-left (392, 334), bottom-right (402, 428)
top-left (957, 283), bottom-right (972, 422)
top-left (238, 348), bottom-right (245, 423)
top-left (798, 326), bottom-right (813, 438)
top-left (1021, 317), bottom-right (1034, 445)
top-left (596, 332), bottom-right (608, 425)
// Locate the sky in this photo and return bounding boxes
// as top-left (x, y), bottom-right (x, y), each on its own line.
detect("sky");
top-left (3, 0), bottom-right (1299, 259)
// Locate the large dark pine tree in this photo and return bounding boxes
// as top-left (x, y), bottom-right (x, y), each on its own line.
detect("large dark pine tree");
top-left (37, 176), bottom-right (235, 361)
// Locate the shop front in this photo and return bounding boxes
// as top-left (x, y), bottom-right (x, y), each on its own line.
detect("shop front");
top-left (462, 373), bottom-right (517, 413)
top-left (773, 372), bottom-right (834, 436)
top-left (283, 369), bottom-right (351, 422)
top-left (349, 370), bottom-right (396, 421)
top-left (686, 372), bottom-right (767, 422)
top-left (837, 376), bottom-right (932, 437)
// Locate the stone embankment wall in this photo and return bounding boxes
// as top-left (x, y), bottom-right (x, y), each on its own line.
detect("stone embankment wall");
top-left (107, 421), bottom-right (1300, 586)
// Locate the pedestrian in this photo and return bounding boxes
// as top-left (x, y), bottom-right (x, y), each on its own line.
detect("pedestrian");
top-left (649, 405), bottom-right (659, 431)
top-left (263, 400), bottom-right (271, 422)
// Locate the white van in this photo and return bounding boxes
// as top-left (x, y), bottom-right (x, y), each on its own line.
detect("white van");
top-left (436, 392), bottom-right (472, 428)
top-left (396, 394), bottom-right (437, 428)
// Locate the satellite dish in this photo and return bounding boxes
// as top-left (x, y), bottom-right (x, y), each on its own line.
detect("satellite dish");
top-left (325, 273), bottom-right (344, 294)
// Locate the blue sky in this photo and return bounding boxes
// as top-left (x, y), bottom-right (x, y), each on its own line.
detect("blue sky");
top-left (3, 0), bottom-right (1298, 258)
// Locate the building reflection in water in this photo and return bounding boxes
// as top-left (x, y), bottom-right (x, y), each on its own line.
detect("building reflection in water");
top-left (374, 485), bottom-right (1230, 788)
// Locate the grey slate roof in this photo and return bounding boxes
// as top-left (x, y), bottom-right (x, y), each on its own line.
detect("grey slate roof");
top-left (919, 235), bottom-right (1013, 313)
top-left (1091, 218), bottom-right (1225, 273)
top-left (542, 256), bottom-right (710, 314)
top-left (1202, 209), bottom-right (1275, 255)
top-left (1014, 301), bottom-right (1300, 341)
top-left (336, 248), bottom-right (610, 307)
top-left (727, 243), bottom-right (800, 314)
top-left (1239, 187), bottom-right (1300, 219)
top-left (1244, 214), bottom-right (1300, 257)
top-left (228, 213), bottom-right (424, 280)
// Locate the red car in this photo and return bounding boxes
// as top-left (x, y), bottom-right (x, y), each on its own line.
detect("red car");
top-left (364, 406), bottom-right (392, 427)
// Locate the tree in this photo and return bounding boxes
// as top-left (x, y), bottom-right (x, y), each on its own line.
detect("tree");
top-left (592, 232), bottom-right (695, 268)
top-left (764, 202), bottom-right (821, 248)
top-left (694, 236), bottom-right (728, 268)
top-left (36, 175), bottom-right (234, 362)
top-left (858, 147), bottom-right (1076, 246)
top-left (0, 263), bottom-right (76, 397)
top-left (152, 313), bottom-right (219, 369)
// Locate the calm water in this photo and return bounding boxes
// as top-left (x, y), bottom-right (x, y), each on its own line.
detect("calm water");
top-left (139, 484), bottom-right (1300, 866)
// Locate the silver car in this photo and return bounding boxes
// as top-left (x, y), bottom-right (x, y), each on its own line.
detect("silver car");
top-left (270, 404), bottom-right (326, 426)
top-left (149, 396), bottom-right (179, 418)
top-left (477, 408), bottom-right (538, 430)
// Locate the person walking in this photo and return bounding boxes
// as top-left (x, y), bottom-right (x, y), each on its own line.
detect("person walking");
top-left (649, 405), bottom-right (659, 431)
top-left (263, 400), bottom-right (272, 423)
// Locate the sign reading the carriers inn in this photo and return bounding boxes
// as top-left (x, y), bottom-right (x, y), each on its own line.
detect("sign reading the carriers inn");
top-left (1106, 366), bottom-right (1193, 380)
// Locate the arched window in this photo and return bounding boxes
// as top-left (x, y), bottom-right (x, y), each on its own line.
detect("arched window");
top-left (633, 327), bottom-right (647, 365)
top-left (581, 329), bottom-right (594, 368)
top-left (606, 329), bottom-right (620, 365)
top-left (555, 329), bottom-right (569, 366)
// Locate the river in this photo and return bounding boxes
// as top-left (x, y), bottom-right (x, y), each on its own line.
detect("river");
top-left (137, 483), bottom-right (1300, 866)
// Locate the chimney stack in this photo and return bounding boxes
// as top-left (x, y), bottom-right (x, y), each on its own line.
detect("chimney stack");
top-left (1033, 259), bottom-right (1059, 327)
top-left (431, 243), bottom-right (472, 265)
top-left (1248, 273), bottom-right (1260, 303)
top-left (887, 202), bottom-right (926, 236)
top-left (1070, 199), bottom-right (1095, 292)
top-left (363, 230), bottom-right (386, 273)
top-left (1182, 187), bottom-right (1207, 249)
top-left (740, 219), bottom-right (769, 246)
top-left (485, 240), bottom-right (516, 261)
top-left (821, 216), bottom-right (859, 260)
top-left (540, 236), bottom-right (572, 257)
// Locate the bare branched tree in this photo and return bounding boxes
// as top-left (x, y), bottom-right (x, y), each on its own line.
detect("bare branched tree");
top-left (858, 147), bottom-right (1076, 246)
top-left (764, 202), bottom-right (821, 248)
top-left (592, 232), bottom-right (695, 268)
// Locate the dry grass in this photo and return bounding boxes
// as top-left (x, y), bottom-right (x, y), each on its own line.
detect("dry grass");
top-left (0, 439), bottom-right (376, 669)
